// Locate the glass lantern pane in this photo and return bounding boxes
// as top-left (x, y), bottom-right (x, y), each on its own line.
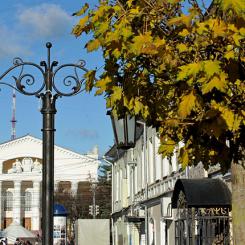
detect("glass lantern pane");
top-left (114, 117), bottom-right (125, 145)
top-left (126, 115), bottom-right (135, 144)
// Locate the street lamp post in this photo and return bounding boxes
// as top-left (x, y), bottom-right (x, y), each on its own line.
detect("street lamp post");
top-left (0, 42), bottom-right (88, 245)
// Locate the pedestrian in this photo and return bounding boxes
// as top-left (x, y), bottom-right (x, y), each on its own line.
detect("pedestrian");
top-left (14, 238), bottom-right (20, 245)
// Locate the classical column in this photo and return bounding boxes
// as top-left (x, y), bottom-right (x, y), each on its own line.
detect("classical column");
top-left (32, 181), bottom-right (41, 231)
top-left (0, 181), bottom-right (3, 229)
top-left (71, 181), bottom-right (78, 196)
top-left (0, 161), bottom-right (3, 174)
top-left (13, 181), bottom-right (21, 224)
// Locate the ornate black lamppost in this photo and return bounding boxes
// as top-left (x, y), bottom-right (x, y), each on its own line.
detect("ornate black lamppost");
top-left (0, 42), bottom-right (88, 245)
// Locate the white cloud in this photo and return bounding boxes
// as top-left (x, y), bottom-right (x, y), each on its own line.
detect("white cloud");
top-left (18, 3), bottom-right (73, 39)
top-left (0, 24), bottom-right (31, 60)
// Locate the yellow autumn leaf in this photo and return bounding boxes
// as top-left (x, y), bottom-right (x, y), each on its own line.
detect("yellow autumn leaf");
top-left (181, 150), bottom-right (189, 169)
top-left (84, 70), bottom-right (96, 92)
top-left (78, 15), bottom-right (89, 29)
top-left (130, 32), bottom-right (158, 55)
top-left (212, 102), bottom-right (242, 131)
top-left (95, 76), bottom-right (111, 91)
top-left (110, 86), bottom-right (123, 105)
top-left (72, 16), bottom-right (89, 37)
top-left (196, 22), bottom-right (208, 35)
top-left (202, 74), bottom-right (227, 94)
top-left (168, 14), bottom-right (192, 27)
top-left (206, 19), bottom-right (227, 37)
top-left (179, 29), bottom-right (189, 37)
top-left (86, 39), bottom-right (101, 52)
top-left (224, 50), bottom-right (235, 60)
top-left (203, 60), bottom-right (221, 78)
top-left (220, 0), bottom-right (245, 19)
top-left (177, 63), bottom-right (201, 81)
top-left (112, 49), bottom-right (121, 59)
top-left (239, 27), bottom-right (245, 36)
top-left (232, 33), bottom-right (243, 46)
top-left (177, 43), bottom-right (188, 53)
top-left (178, 91), bottom-right (198, 118)
top-left (134, 98), bottom-right (144, 115)
top-left (72, 3), bottom-right (89, 16)
top-left (130, 7), bottom-right (140, 15)
top-left (158, 139), bottom-right (176, 156)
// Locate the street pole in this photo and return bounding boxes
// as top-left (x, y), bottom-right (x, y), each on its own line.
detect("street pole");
top-left (92, 184), bottom-right (96, 219)
top-left (0, 42), bottom-right (88, 245)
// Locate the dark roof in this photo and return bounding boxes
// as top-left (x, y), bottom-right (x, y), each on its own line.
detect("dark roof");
top-left (172, 178), bottom-right (231, 209)
top-left (104, 124), bottom-right (144, 162)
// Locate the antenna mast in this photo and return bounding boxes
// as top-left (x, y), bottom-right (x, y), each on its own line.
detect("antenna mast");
top-left (11, 89), bottom-right (17, 140)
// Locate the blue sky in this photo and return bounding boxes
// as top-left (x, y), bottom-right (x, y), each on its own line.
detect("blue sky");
top-left (0, 0), bottom-right (114, 157)
top-left (0, 0), bottom-right (212, 157)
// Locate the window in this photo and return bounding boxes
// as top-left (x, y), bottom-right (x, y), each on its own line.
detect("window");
top-left (4, 191), bottom-right (13, 211)
top-left (24, 191), bottom-right (32, 211)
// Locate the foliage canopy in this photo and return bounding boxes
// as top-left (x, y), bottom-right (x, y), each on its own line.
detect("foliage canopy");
top-left (72, 0), bottom-right (245, 171)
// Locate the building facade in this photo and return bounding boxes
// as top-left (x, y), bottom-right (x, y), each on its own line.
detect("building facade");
top-left (0, 135), bottom-right (99, 234)
top-left (106, 124), bottom-right (232, 245)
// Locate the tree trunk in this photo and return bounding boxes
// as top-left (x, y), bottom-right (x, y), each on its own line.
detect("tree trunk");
top-left (232, 152), bottom-right (245, 245)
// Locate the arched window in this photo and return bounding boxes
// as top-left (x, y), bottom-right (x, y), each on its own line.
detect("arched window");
top-left (25, 191), bottom-right (32, 211)
top-left (4, 191), bottom-right (13, 211)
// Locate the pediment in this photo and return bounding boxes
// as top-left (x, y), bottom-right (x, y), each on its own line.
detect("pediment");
top-left (0, 135), bottom-right (99, 181)
top-left (0, 135), bottom-right (94, 162)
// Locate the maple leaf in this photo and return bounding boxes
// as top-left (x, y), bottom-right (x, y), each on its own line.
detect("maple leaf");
top-left (219, 0), bottom-right (245, 19)
top-left (110, 86), bottom-right (123, 105)
top-left (158, 139), bottom-right (176, 157)
top-left (202, 73), bottom-right (227, 94)
top-left (177, 63), bottom-right (201, 81)
top-left (178, 91), bottom-right (199, 118)
top-left (95, 77), bottom-right (111, 95)
top-left (177, 43), bottom-right (188, 53)
top-left (203, 60), bottom-right (221, 78)
top-left (130, 32), bottom-right (158, 55)
top-left (84, 70), bottom-right (96, 92)
top-left (86, 39), bottom-right (101, 52)
top-left (72, 3), bottom-right (89, 16)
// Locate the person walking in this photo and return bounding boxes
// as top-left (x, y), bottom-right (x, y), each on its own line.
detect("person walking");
top-left (14, 238), bottom-right (20, 245)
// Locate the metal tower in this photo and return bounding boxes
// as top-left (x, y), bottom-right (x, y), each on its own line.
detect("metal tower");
top-left (11, 89), bottom-right (17, 140)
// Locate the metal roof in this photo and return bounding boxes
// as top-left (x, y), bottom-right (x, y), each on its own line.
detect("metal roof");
top-left (172, 178), bottom-right (231, 209)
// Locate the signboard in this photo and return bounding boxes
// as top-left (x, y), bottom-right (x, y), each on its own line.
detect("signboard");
top-left (53, 216), bottom-right (66, 245)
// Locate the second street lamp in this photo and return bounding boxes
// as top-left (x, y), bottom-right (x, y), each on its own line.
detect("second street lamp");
top-left (0, 42), bottom-right (88, 245)
top-left (108, 111), bottom-right (136, 150)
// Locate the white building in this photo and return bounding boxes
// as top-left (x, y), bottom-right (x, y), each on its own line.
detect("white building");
top-left (106, 124), bottom-right (232, 245)
top-left (0, 135), bottom-right (99, 233)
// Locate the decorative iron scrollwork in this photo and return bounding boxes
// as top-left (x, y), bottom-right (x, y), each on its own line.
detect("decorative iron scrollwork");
top-left (0, 42), bottom-right (88, 99)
